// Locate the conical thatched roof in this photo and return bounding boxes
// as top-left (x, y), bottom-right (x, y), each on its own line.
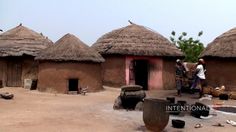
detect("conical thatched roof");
top-left (200, 27), bottom-right (236, 58)
top-left (35, 33), bottom-right (105, 63)
top-left (92, 23), bottom-right (183, 57)
top-left (0, 24), bottom-right (52, 57)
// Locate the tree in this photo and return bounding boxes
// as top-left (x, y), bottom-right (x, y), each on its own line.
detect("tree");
top-left (170, 31), bottom-right (204, 62)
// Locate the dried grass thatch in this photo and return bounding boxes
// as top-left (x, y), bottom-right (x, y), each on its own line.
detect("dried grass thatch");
top-left (0, 24), bottom-right (52, 57)
top-left (200, 27), bottom-right (236, 58)
top-left (36, 33), bottom-right (105, 63)
top-left (92, 23), bottom-right (183, 57)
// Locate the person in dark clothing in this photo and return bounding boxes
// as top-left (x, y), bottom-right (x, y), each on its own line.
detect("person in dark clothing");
top-left (175, 59), bottom-right (186, 96)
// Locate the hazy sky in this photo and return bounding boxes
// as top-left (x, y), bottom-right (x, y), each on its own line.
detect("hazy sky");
top-left (1, 0), bottom-right (236, 46)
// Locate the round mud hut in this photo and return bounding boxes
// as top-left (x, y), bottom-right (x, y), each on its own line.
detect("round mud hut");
top-left (35, 33), bottom-right (105, 93)
top-left (92, 23), bottom-right (183, 90)
top-left (0, 24), bottom-right (52, 87)
top-left (200, 27), bottom-right (236, 91)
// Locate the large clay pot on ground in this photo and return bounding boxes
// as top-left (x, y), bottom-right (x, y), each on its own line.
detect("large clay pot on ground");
top-left (143, 98), bottom-right (169, 132)
top-left (120, 85), bottom-right (146, 109)
top-left (113, 96), bottom-right (123, 110)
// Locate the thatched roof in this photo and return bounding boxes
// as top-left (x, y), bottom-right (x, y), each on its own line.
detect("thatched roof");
top-left (200, 27), bottom-right (236, 58)
top-left (0, 24), bottom-right (52, 57)
top-left (92, 23), bottom-right (183, 57)
top-left (35, 33), bottom-right (105, 63)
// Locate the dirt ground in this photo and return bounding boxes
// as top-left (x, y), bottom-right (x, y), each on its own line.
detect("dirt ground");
top-left (0, 87), bottom-right (236, 132)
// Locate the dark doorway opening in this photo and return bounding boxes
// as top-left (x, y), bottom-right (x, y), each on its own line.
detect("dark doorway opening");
top-left (7, 57), bottom-right (22, 87)
top-left (134, 60), bottom-right (149, 90)
top-left (68, 79), bottom-right (79, 91)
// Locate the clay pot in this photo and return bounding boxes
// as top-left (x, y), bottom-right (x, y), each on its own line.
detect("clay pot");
top-left (177, 100), bottom-right (187, 106)
top-left (191, 102), bottom-right (210, 118)
top-left (172, 119), bottom-right (185, 128)
top-left (219, 93), bottom-right (229, 100)
top-left (143, 98), bottom-right (169, 132)
top-left (166, 97), bottom-right (175, 104)
top-left (0, 92), bottom-right (14, 100)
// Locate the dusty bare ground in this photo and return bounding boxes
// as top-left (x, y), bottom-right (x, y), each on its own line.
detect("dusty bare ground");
top-left (0, 87), bottom-right (236, 132)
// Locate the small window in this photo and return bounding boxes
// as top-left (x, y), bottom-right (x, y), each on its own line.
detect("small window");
top-left (68, 79), bottom-right (79, 91)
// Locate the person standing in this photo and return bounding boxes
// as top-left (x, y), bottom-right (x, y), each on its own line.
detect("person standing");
top-left (190, 58), bottom-right (206, 97)
top-left (175, 59), bottom-right (185, 96)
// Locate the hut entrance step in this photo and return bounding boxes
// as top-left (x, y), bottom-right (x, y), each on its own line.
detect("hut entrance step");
top-left (68, 79), bottom-right (79, 92)
top-left (134, 60), bottom-right (148, 90)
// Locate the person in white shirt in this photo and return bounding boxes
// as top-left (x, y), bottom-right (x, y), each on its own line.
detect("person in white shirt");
top-left (190, 58), bottom-right (206, 97)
